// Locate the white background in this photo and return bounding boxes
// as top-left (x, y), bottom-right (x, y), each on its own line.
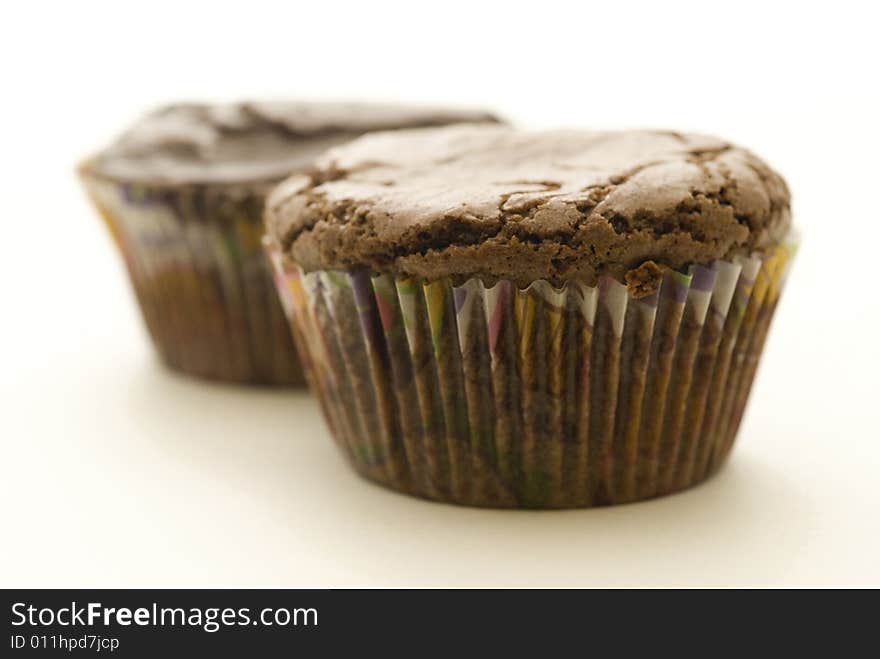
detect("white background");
top-left (2, 1), bottom-right (878, 587)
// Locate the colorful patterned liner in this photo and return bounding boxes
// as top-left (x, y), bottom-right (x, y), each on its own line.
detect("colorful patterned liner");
top-left (267, 236), bottom-right (797, 508)
top-left (80, 173), bottom-right (305, 385)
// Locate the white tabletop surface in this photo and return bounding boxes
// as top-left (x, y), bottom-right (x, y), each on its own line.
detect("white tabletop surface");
top-left (3, 1), bottom-right (879, 588)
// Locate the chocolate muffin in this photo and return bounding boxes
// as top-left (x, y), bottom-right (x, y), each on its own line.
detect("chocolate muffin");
top-left (79, 102), bottom-right (500, 384)
top-left (265, 124), bottom-right (796, 507)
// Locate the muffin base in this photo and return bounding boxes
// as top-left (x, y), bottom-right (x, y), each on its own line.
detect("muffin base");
top-left (82, 177), bottom-right (305, 386)
top-left (269, 239), bottom-right (795, 507)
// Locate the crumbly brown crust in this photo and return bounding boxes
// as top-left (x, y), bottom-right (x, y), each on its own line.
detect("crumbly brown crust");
top-left (266, 125), bottom-right (791, 294)
top-left (83, 101), bottom-right (501, 186)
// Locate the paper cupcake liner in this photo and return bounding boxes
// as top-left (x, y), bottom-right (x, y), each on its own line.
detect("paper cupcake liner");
top-left (267, 237), bottom-right (797, 508)
top-left (81, 175), bottom-right (305, 385)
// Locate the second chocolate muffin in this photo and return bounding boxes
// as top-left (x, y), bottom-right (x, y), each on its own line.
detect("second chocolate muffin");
top-left (266, 124), bottom-right (796, 507)
top-left (79, 102), bottom-right (499, 385)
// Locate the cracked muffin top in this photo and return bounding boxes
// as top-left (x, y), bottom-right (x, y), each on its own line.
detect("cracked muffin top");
top-left (266, 124), bottom-right (791, 294)
top-left (82, 102), bottom-right (501, 186)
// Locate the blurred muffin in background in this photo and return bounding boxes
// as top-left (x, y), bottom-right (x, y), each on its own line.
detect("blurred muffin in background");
top-left (79, 102), bottom-right (500, 385)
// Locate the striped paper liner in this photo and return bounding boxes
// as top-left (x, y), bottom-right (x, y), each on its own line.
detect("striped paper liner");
top-left (81, 174), bottom-right (305, 385)
top-left (267, 237), bottom-right (797, 508)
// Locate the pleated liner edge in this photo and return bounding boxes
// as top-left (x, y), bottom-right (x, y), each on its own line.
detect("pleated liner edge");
top-left (268, 237), bottom-right (796, 508)
top-left (82, 176), bottom-right (305, 385)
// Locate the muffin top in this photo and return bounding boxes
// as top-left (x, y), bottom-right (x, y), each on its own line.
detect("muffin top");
top-left (82, 102), bottom-right (500, 186)
top-left (267, 124), bottom-right (791, 294)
